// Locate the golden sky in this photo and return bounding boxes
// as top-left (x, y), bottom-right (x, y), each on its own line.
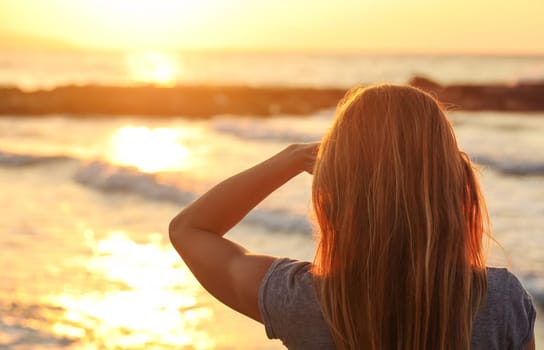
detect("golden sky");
top-left (0, 0), bottom-right (543, 54)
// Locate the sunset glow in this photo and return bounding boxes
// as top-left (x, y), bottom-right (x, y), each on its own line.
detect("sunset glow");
top-left (109, 126), bottom-right (191, 173)
top-left (127, 52), bottom-right (180, 86)
top-left (0, 0), bottom-right (543, 347)
top-left (0, 0), bottom-right (542, 54)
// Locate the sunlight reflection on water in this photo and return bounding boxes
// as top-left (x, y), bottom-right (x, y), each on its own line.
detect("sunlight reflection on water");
top-left (108, 126), bottom-right (194, 173)
top-left (47, 231), bottom-right (215, 349)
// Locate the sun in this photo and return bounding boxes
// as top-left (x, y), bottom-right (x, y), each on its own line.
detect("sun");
top-left (108, 126), bottom-right (190, 173)
top-left (126, 52), bottom-right (180, 86)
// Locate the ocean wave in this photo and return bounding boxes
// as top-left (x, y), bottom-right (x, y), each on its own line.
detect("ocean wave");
top-left (210, 117), bottom-right (325, 143)
top-left (73, 161), bottom-right (195, 204)
top-left (472, 155), bottom-right (544, 176)
top-left (73, 160), bottom-right (313, 233)
top-left (0, 150), bottom-right (72, 167)
top-left (0, 302), bottom-right (75, 348)
top-left (246, 208), bottom-right (313, 234)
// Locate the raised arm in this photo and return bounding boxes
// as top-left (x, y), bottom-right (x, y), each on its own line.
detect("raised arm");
top-left (169, 143), bottom-right (317, 322)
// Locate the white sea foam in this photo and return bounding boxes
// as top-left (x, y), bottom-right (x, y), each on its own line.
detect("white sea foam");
top-left (246, 208), bottom-right (313, 234)
top-left (0, 302), bottom-right (74, 348)
top-left (73, 161), bottom-right (195, 204)
top-left (472, 155), bottom-right (544, 176)
top-left (0, 150), bottom-right (72, 166)
top-left (210, 116), bottom-right (327, 143)
top-left (73, 160), bottom-right (313, 234)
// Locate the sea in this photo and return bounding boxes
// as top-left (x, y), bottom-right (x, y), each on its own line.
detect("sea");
top-left (0, 50), bottom-right (543, 349)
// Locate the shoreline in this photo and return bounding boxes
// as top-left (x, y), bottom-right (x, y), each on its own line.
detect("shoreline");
top-left (1, 77), bottom-right (544, 118)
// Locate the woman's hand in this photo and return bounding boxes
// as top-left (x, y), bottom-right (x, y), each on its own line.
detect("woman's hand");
top-left (282, 142), bottom-right (319, 175)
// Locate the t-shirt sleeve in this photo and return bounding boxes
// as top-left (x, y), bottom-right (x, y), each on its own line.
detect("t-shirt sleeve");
top-left (258, 258), bottom-right (336, 349)
top-left (506, 272), bottom-right (537, 349)
top-left (258, 258), bottom-right (314, 341)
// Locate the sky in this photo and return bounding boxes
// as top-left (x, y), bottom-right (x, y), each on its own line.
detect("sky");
top-left (0, 0), bottom-right (543, 54)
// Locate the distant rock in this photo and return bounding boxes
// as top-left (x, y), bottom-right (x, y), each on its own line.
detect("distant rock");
top-left (0, 84), bottom-right (346, 118)
top-left (409, 76), bottom-right (544, 112)
top-left (1, 78), bottom-right (544, 118)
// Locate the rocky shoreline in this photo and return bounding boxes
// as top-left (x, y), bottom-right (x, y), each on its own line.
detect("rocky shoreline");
top-left (1, 77), bottom-right (543, 118)
top-left (409, 77), bottom-right (544, 112)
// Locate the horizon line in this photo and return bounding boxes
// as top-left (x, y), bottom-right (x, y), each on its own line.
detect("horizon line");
top-left (2, 32), bottom-right (544, 58)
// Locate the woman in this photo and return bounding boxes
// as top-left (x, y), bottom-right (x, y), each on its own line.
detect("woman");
top-left (169, 84), bottom-right (536, 349)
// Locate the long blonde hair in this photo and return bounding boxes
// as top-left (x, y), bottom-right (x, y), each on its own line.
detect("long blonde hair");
top-left (312, 84), bottom-right (488, 350)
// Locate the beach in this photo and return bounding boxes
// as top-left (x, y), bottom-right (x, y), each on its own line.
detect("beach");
top-left (0, 51), bottom-right (543, 349)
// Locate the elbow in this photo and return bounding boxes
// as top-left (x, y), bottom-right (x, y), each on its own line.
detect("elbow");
top-left (168, 213), bottom-right (186, 249)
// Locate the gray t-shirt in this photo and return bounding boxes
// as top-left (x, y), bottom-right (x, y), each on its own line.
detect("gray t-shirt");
top-left (259, 258), bottom-right (536, 349)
